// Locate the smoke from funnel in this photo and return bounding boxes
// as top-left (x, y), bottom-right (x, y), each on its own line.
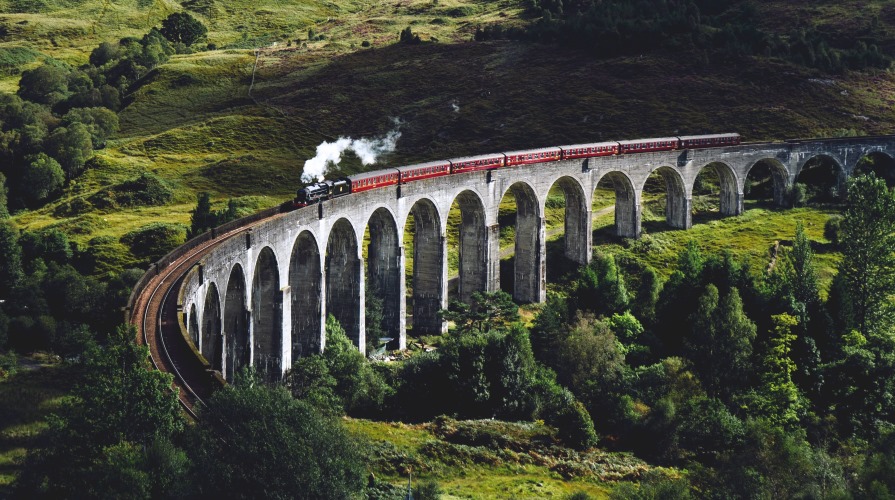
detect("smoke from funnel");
top-left (301, 120), bottom-right (402, 183)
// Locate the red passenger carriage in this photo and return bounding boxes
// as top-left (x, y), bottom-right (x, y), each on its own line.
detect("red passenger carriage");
top-left (617, 137), bottom-right (681, 154)
top-left (397, 161), bottom-right (451, 184)
top-left (449, 153), bottom-right (506, 174)
top-left (558, 141), bottom-right (619, 159)
top-left (347, 169), bottom-right (400, 193)
top-left (678, 133), bottom-right (741, 149)
top-left (504, 147), bottom-right (562, 167)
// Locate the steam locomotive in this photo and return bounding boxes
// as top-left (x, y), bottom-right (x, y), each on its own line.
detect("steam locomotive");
top-left (294, 133), bottom-right (740, 207)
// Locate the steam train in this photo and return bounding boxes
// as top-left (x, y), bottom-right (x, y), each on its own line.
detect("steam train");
top-left (294, 133), bottom-right (741, 207)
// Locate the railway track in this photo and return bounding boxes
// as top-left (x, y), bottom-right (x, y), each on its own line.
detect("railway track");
top-left (130, 223), bottom-right (257, 417)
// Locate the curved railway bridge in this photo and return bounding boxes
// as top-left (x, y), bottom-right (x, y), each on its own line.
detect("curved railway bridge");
top-left (127, 135), bottom-right (895, 411)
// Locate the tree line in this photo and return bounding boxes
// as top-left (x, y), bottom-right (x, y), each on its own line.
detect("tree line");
top-left (0, 12), bottom-right (208, 215)
top-left (7, 173), bottom-right (895, 497)
top-left (474, 0), bottom-right (891, 73)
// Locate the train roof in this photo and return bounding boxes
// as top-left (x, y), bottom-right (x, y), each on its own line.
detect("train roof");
top-left (347, 168), bottom-right (400, 182)
top-left (396, 160), bottom-right (451, 173)
top-left (556, 141), bottom-right (619, 150)
top-left (677, 132), bottom-right (740, 141)
top-left (449, 152), bottom-right (506, 163)
top-left (617, 137), bottom-right (680, 145)
top-left (503, 146), bottom-right (562, 156)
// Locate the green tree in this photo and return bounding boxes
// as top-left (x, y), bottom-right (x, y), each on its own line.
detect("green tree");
top-left (0, 172), bottom-right (8, 218)
top-left (786, 222), bottom-right (821, 307)
top-left (752, 313), bottom-right (804, 428)
top-left (188, 191), bottom-right (214, 238)
top-left (569, 252), bottom-right (629, 317)
top-left (838, 174), bottom-right (895, 336)
top-left (530, 292), bottom-right (568, 368)
top-left (160, 12), bottom-right (208, 46)
top-left (20, 153), bottom-right (64, 206)
top-left (0, 220), bottom-right (22, 299)
top-left (46, 122), bottom-right (93, 178)
top-left (62, 107), bottom-right (119, 148)
top-left (684, 285), bottom-right (756, 399)
top-left (440, 290), bottom-right (519, 335)
top-left (17, 64), bottom-right (69, 105)
top-left (189, 369), bottom-right (366, 499)
top-left (319, 315), bottom-right (391, 416)
top-left (285, 355), bottom-right (342, 415)
top-left (632, 264), bottom-right (660, 325)
top-left (14, 325), bottom-right (184, 497)
top-left (656, 240), bottom-right (705, 356)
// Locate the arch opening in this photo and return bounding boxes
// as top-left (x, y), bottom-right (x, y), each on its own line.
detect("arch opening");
top-left (202, 283), bottom-right (222, 372)
top-left (447, 190), bottom-right (489, 304)
top-left (544, 177), bottom-right (589, 282)
top-left (326, 218), bottom-right (362, 349)
top-left (404, 199), bottom-right (444, 335)
top-left (223, 265), bottom-right (248, 383)
top-left (795, 155), bottom-right (844, 204)
top-left (641, 166), bottom-right (688, 232)
top-left (745, 159), bottom-right (789, 207)
top-left (593, 172), bottom-right (639, 239)
top-left (252, 247), bottom-right (282, 381)
top-left (497, 182), bottom-right (543, 303)
top-left (855, 151), bottom-right (895, 188)
top-left (693, 162), bottom-right (739, 222)
top-left (289, 231), bottom-right (322, 361)
top-left (364, 208), bottom-right (401, 351)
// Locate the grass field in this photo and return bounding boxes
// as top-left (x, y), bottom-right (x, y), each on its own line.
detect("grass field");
top-left (9, 0), bottom-right (895, 255)
top-left (0, 357), bottom-right (74, 494)
top-left (347, 417), bottom-right (665, 499)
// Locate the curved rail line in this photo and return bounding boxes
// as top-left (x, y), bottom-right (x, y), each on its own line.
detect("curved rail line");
top-left (131, 221), bottom-right (268, 416)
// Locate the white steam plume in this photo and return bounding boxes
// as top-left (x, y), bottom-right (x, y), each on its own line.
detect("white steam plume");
top-left (301, 120), bottom-right (402, 183)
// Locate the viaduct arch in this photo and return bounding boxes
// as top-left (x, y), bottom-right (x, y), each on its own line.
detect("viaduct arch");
top-left (157, 136), bottom-right (895, 382)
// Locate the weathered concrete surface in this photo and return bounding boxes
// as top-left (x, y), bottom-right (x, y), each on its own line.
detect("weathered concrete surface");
top-left (178, 136), bottom-right (895, 380)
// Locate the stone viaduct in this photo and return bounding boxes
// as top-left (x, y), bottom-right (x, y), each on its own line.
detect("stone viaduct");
top-left (172, 135), bottom-right (895, 382)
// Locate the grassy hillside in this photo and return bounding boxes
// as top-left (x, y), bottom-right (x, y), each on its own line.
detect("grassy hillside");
top-left (6, 0), bottom-right (895, 253)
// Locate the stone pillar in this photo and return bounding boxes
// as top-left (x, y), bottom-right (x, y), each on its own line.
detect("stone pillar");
top-left (538, 216), bottom-right (547, 303)
top-left (616, 194), bottom-right (641, 239)
top-left (411, 229), bottom-right (446, 335)
top-left (667, 196), bottom-right (692, 229)
top-left (486, 223), bottom-right (501, 293)
top-left (439, 235), bottom-right (448, 333)
top-left (720, 190), bottom-right (743, 216)
top-left (458, 207), bottom-right (489, 304)
top-left (357, 256), bottom-right (366, 356)
top-left (566, 207), bottom-right (592, 266)
top-left (280, 286), bottom-right (292, 374)
top-left (513, 195), bottom-right (544, 303)
top-left (318, 267), bottom-right (327, 353)
top-left (396, 246), bottom-right (406, 350)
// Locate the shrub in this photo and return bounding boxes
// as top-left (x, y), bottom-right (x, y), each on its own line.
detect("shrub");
top-left (399, 26), bottom-right (421, 45)
top-left (160, 12), bottom-right (208, 46)
top-left (120, 222), bottom-right (186, 262)
top-left (824, 215), bottom-right (842, 246)
top-left (20, 153), bottom-right (65, 205)
top-left (88, 173), bottom-right (174, 209)
top-left (790, 182), bottom-right (808, 207)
